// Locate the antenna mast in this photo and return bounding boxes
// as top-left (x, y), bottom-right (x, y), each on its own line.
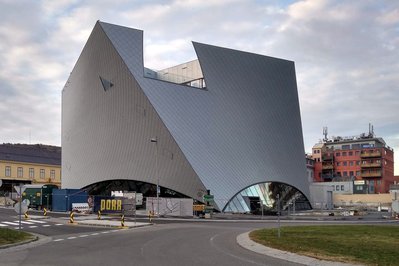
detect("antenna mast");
top-left (323, 126), bottom-right (328, 142)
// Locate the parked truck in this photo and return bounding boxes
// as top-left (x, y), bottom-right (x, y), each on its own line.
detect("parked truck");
top-left (21, 184), bottom-right (58, 210)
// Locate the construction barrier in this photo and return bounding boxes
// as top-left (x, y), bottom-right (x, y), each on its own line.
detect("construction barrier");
top-left (121, 213), bottom-right (125, 227)
top-left (97, 210), bottom-right (101, 220)
top-left (24, 211), bottom-right (29, 219)
top-left (72, 203), bottom-right (90, 213)
top-left (43, 208), bottom-right (47, 216)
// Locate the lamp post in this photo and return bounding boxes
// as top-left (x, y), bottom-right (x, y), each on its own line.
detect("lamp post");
top-left (150, 137), bottom-right (159, 217)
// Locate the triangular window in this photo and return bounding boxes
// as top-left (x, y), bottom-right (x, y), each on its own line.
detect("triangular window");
top-left (100, 76), bottom-right (114, 91)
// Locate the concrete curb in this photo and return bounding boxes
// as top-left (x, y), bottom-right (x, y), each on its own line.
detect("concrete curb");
top-left (0, 232), bottom-right (52, 253)
top-left (236, 232), bottom-right (362, 266)
top-left (75, 220), bottom-right (153, 228)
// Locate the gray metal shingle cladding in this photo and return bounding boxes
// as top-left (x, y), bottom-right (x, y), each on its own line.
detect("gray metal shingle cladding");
top-left (0, 144), bottom-right (61, 165)
top-left (62, 21), bottom-right (310, 211)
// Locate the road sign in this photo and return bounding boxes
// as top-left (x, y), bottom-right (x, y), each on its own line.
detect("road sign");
top-left (14, 185), bottom-right (26, 196)
top-left (14, 202), bottom-right (28, 214)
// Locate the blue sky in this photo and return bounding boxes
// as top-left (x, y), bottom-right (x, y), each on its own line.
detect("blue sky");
top-left (0, 0), bottom-right (398, 174)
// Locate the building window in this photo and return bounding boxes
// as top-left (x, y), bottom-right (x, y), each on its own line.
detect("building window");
top-left (17, 167), bottom-right (23, 178)
top-left (343, 161), bottom-right (347, 166)
top-left (349, 161), bottom-right (354, 166)
top-left (336, 152), bottom-right (340, 156)
top-left (50, 170), bottom-right (55, 180)
top-left (349, 171), bottom-right (354, 177)
top-left (343, 171), bottom-right (348, 176)
top-left (5, 166), bottom-right (11, 177)
top-left (356, 171), bottom-right (360, 176)
top-left (341, 185), bottom-right (345, 191)
top-left (337, 162), bottom-right (341, 166)
top-left (29, 168), bottom-right (34, 179)
top-left (342, 152), bottom-right (347, 156)
top-left (349, 151), bottom-right (353, 156)
top-left (336, 185), bottom-right (340, 191)
top-left (40, 169), bottom-right (45, 179)
top-left (356, 161), bottom-right (360, 165)
top-left (355, 151), bottom-right (360, 155)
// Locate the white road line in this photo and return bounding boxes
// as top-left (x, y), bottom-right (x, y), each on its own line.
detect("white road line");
top-left (29, 226), bottom-right (38, 228)
top-left (0, 224), bottom-right (8, 227)
top-left (28, 219), bottom-right (46, 224)
top-left (55, 224), bottom-right (63, 226)
top-left (15, 221), bottom-right (34, 225)
top-left (3, 222), bottom-right (19, 225)
top-left (54, 239), bottom-right (64, 242)
top-left (101, 231), bottom-right (110, 234)
top-left (42, 224), bottom-right (51, 227)
top-left (14, 227), bottom-right (23, 230)
top-left (91, 233), bottom-right (99, 236)
top-left (67, 237), bottom-right (77, 240)
top-left (79, 235), bottom-right (89, 238)
top-left (110, 230), bottom-right (119, 232)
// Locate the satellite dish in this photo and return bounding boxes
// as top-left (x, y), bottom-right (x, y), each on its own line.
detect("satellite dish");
top-left (392, 201), bottom-right (399, 213)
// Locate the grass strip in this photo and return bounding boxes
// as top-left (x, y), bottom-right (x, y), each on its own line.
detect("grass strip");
top-left (0, 228), bottom-right (35, 246)
top-left (250, 225), bottom-right (399, 266)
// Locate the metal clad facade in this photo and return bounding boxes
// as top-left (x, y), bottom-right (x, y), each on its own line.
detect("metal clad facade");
top-left (62, 21), bottom-right (310, 210)
top-left (62, 22), bottom-right (207, 201)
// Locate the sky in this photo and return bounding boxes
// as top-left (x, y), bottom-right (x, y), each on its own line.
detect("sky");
top-left (0, 0), bottom-right (398, 175)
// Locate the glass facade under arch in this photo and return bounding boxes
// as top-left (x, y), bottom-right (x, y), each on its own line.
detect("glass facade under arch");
top-left (223, 182), bottom-right (311, 214)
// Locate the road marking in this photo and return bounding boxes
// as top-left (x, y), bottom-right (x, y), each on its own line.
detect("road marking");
top-left (91, 233), bottom-right (99, 236)
top-left (54, 239), bottom-right (64, 242)
top-left (67, 237), bottom-right (77, 240)
top-left (16, 221), bottom-right (35, 224)
top-left (14, 227), bottom-right (23, 230)
top-left (79, 235), bottom-right (89, 238)
top-left (209, 233), bottom-right (264, 266)
top-left (28, 219), bottom-right (46, 224)
top-left (0, 224), bottom-right (8, 227)
top-left (3, 221), bottom-right (19, 225)
top-left (42, 224), bottom-right (51, 227)
top-left (55, 224), bottom-right (63, 226)
top-left (110, 230), bottom-right (119, 232)
top-left (101, 231), bottom-right (110, 234)
top-left (29, 226), bottom-right (38, 228)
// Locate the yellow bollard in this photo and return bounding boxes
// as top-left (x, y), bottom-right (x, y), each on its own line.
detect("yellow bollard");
top-left (24, 211), bottom-right (29, 219)
top-left (97, 210), bottom-right (101, 220)
top-left (148, 211), bottom-right (153, 223)
top-left (69, 211), bottom-right (74, 223)
top-left (43, 208), bottom-right (47, 216)
top-left (121, 213), bottom-right (125, 227)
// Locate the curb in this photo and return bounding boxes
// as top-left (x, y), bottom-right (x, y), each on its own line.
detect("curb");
top-left (0, 232), bottom-right (52, 253)
top-left (236, 231), bottom-right (362, 266)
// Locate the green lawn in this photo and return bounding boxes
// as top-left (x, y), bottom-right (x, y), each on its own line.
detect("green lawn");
top-left (0, 228), bottom-right (35, 246)
top-left (250, 225), bottom-right (399, 266)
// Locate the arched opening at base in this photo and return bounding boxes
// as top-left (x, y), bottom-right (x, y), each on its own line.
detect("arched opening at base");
top-left (83, 179), bottom-right (190, 199)
top-left (223, 182), bottom-right (311, 214)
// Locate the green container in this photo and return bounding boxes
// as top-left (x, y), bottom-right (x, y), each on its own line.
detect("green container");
top-left (22, 184), bottom-right (58, 210)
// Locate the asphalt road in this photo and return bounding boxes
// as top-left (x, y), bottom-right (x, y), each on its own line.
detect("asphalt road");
top-left (0, 207), bottom-right (397, 266)
top-left (0, 221), bottom-right (303, 266)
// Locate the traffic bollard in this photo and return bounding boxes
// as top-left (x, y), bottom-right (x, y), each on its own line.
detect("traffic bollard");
top-left (24, 211), bottom-right (29, 219)
top-left (98, 210), bottom-right (101, 220)
top-left (69, 211), bottom-right (74, 223)
top-left (121, 213), bottom-right (125, 227)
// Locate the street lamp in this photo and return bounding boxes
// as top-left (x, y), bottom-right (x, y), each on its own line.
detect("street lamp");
top-left (150, 137), bottom-right (159, 217)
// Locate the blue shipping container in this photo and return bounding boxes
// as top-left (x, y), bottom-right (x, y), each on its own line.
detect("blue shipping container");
top-left (52, 189), bottom-right (88, 212)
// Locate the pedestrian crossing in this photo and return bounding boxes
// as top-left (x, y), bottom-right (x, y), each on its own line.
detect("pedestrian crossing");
top-left (0, 219), bottom-right (63, 229)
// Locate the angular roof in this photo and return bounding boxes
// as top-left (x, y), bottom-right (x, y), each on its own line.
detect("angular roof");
top-left (0, 144), bottom-right (61, 165)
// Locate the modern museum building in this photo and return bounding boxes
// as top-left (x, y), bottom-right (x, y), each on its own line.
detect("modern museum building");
top-left (62, 21), bottom-right (311, 212)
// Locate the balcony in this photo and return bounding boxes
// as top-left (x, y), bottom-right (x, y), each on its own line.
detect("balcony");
top-left (360, 162), bottom-right (381, 168)
top-left (322, 154), bottom-right (333, 161)
top-left (361, 171), bottom-right (382, 178)
top-left (322, 163), bottom-right (334, 170)
top-left (360, 151), bottom-right (381, 158)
